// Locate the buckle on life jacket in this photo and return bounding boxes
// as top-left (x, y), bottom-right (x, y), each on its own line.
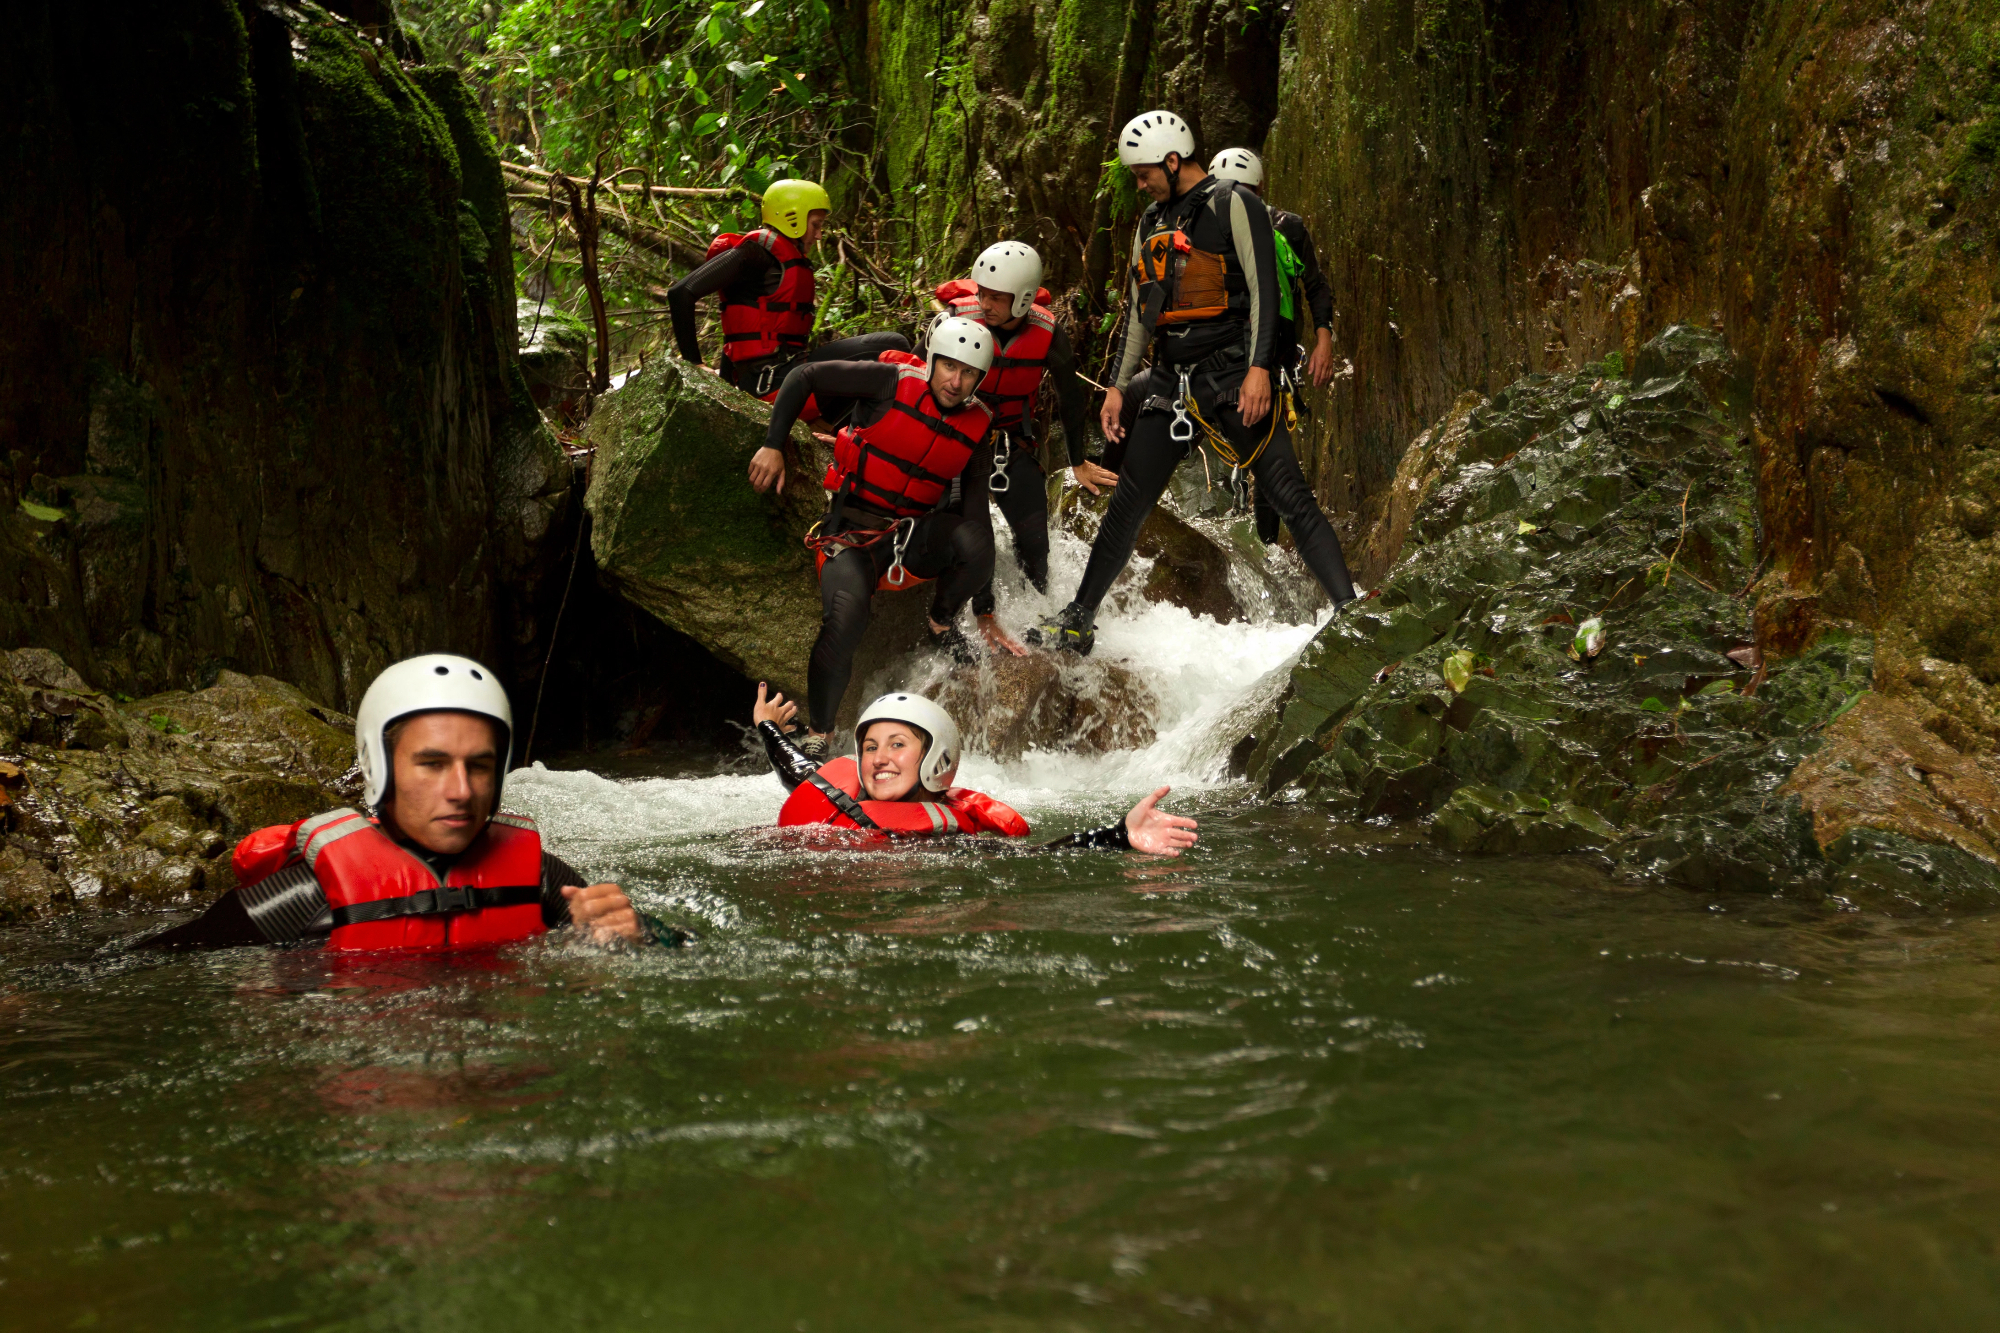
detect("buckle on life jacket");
top-left (1169, 369), bottom-right (1196, 444)
top-left (431, 883), bottom-right (472, 914)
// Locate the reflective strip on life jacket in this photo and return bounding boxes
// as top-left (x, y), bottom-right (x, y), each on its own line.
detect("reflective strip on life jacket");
top-left (775, 758), bottom-right (1030, 838)
top-left (944, 295), bottom-right (1055, 434)
top-left (232, 807), bottom-right (549, 952)
top-left (829, 366), bottom-right (992, 518)
top-left (718, 229), bottom-right (815, 366)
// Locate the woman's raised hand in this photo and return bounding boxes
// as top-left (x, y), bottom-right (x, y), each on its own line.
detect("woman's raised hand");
top-left (1123, 787), bottom-right (1199, 856)
top-left (753, 681), bottom-right (798, 730)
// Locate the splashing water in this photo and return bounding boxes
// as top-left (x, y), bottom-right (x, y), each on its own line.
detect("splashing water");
top-left (509, 518), bottom-right (1327, 864)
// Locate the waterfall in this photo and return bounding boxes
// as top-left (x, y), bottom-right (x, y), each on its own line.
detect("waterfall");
top-left (508, 500), bottom-right (1329, 857)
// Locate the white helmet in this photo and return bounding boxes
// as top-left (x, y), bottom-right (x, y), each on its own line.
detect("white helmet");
top-left (854, 691), bottom-right (962, 794)
top-left (926, 314), bottom-right (995, 377)
top-left (355, 653), bottom-right (514, 810)
top-left (1117, 110), bottom-right (1195, 169)
top-left (970, 241), bottom-right (1044, 319)
top-left (1208, 147), bottom-right (1264, 189)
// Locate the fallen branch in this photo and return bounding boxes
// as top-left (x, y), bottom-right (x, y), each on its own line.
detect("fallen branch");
top-left (502, 159), bottom-right (761, 202)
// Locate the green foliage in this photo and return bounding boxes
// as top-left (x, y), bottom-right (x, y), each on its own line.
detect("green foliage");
top-left (400, 0), bottom-right (860, 194)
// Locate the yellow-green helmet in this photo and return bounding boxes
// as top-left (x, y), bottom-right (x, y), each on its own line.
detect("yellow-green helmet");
top-left (762, 179), bottom-right (831, 240)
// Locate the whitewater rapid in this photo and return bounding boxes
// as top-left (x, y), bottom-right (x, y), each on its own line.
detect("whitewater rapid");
top-left (508, 521), bottom-right (1327, 858)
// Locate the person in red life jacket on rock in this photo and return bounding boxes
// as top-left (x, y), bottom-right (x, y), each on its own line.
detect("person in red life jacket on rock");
top-left (142, 655), bottom-right (686, 952)
top-left (751, 685), bottom-right (1199, 853)
top-left (931, 242), bottom-right (1116, 620)
top-left (748, 316), bottom-right (1012, 762)
top-left (666, 178), bottom-right (909, 410)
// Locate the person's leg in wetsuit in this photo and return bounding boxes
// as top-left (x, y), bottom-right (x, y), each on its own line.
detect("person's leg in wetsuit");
top-left (1253, 340), bottom-right (1300, 545)
top-left (971, 447), bottom-right (1051, 616)
top-left (1055, 367), bottom-right (1355, 646)
top-left (806, 512), bottom-right (996, 734)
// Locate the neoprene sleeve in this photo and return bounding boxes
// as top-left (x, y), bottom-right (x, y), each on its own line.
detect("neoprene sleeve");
top-left (666, 241), bottom-right (777, 364)
top-left (763, 360), bottom-right (900, 453)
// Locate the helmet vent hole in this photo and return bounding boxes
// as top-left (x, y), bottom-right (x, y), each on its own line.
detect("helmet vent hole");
top-left (434, 665), bottom-right (449, 675)
top-left (471, 670), bottom-right (484, 680)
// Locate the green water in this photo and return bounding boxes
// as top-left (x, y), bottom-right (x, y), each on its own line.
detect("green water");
top-left (6, 801), bottom-right (2000, 1330)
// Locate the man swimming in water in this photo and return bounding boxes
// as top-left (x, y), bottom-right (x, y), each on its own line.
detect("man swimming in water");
top-left (145, 654), bottom-right (682, 951)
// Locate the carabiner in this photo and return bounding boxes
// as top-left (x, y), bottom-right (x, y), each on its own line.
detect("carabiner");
top-left (885, 518), bottom-right (916, 588)
top-left (988, 430), bottom-right (1011, 494)
top-left (1168, 368), bottom-right (1196, 444)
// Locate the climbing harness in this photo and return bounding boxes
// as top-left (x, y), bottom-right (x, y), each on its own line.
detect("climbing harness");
top-left (804, 516), bottom-right (926, 593)
top-left (1167, 365), bottom-right (1288, 497)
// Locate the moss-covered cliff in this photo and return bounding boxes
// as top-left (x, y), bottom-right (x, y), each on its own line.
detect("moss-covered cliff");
top-left (0, 0), bottom-right (565, 712)
top-left (1266, 0), bottom-right (2000, 756)
top-left (863, 0), bottom-right (1287, 308)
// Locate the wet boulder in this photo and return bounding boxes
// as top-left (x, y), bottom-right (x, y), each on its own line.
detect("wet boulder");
top-left (584, 359), bottom-right (836, 702)
top-left (916, 653), bottom-right (1158, 761)
top-left (0, 652), bottom-right (357, 922)
top-left (1235, 325), bottom-right (2000, 906)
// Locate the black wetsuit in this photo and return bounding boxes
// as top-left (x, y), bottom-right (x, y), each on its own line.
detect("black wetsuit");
top-left (765, 362), bottom-right (997, 734)
top-left (1074, 176), bottom-right (1356, 624)
top-left (757, 722), bottom-right (1133, 849)
top-left (1255, 208), bottom-right (1336, 543)
top-left (973, 319), bottom-right (1094, 616)
top-left (667, 240), bottom-right (907, 397)
top-left (142, 829), bottom-right (688, 950)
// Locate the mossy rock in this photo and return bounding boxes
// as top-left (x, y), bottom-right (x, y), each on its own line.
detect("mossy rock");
top-left (584, 360), bottom-right (838, 702)
top-left (1236, 325), bottom-right (2000, 906)
top-left (0, 652), bottom-right (357, 921)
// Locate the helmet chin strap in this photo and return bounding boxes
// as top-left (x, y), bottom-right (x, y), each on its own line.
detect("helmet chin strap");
top-left (1163, 154), bottom-right (1188, 204)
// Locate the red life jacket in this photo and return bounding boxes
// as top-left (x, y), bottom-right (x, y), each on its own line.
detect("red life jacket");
top-left (712, 228), bottom-right (815, 390)
top-left (934, 280), bottom-right (1058, 438)
top-left (823, 358), bottom-right (993, 518)
top-left (230, 808), bottom-right (547, 952)
top-left (776, 757), bottom-right (1031, 838)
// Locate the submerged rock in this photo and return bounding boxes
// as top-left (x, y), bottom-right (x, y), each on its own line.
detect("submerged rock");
top-left (0, 651), bottom-right (357, 923)
top-left (916, 653), bottom-right (1158, 761)
top-left (1237, 325), bottom-right (2000, 906)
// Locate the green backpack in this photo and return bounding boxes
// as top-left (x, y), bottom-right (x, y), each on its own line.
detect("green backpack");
top-left (1273, 228), bottom-right (1303, 323)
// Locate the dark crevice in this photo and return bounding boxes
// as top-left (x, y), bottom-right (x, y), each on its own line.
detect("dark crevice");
top-left (1874, 387), bottom-right (1931, 426)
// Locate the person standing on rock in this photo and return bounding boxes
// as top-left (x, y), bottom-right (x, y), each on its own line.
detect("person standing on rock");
top-left (749, 317), bottom-right (1014, 762)
top-left (931, 242), bottom-right (1116, 617)
top-left (1207, 147), bottom-right (1337, 546)
top-left (667, 178), bottom-right (909, 411)
top-left (143, 655), bottom-right (684, 952)
top-left (1027, 112), bottom-right (1358, 656)
top-left (751, 684), bottom-right (1198, 853)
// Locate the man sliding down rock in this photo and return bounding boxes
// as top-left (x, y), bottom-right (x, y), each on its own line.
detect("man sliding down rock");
top-left (1207, 146), bottom-right (1338, 547)
top-left (1028, 112), bottom-right (1358, 656)
top-left (931, 242), bottom-right (1113, 620)
top-left (143, 655), bottom-right (684, 952)
top-left (667, 177), bottom-right (908, 415)
top-left (748, 317), bottom-right (1008, 762)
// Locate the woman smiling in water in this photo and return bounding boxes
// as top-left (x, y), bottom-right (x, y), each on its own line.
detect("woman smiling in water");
top-left (752, 684), bottom-right (1198, 853)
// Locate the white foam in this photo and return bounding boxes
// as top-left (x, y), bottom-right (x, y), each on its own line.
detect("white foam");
top-left (509, 520), bottom-right (1323, 851)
